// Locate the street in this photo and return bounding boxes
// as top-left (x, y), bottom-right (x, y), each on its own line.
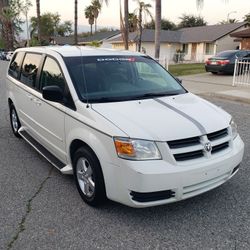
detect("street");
top-left (1, 61), bottom-right (250, 250)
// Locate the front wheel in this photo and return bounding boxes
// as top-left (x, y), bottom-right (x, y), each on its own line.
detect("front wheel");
top-left (10, 103), bottom-right (21, 138)
top-left (73, 147), bottom-right (106, 206)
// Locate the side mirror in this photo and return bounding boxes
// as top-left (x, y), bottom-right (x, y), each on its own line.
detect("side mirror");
top-left (42, 85), bottom-right (64, 103)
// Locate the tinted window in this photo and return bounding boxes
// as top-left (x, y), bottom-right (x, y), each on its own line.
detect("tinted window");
top-left (244, 53), bottom-right (250, 58)
top-left (8, 52), bottom-right (24, 79)
top-left (20, 53), bottom-right (42, 88)
top-left (40, 57), bottom-right (65, 91)
top-left (64, 56), bottom-right (186, 103)
top-left (216, 51), bottom-right (237, 57)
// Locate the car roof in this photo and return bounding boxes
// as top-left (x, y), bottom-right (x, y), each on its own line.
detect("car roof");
top-left (15, 46), bottom-right (144, 57)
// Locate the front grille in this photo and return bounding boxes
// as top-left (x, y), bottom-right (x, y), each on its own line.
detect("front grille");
top-left (130, 190), bottom-right (175, 203)
top-left (207, 128), bottom-right (228, 141)
top-left (211, 142), bottom-right (229, 154)
top-left (167, 127), bottom-right (230, 162)
top-left (174, 150), bottom-right (203, 161)
top-left (168, 136), bottom-right (200, 149)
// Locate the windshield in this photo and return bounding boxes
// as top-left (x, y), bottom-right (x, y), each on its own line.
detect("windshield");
top-left (64, 56), bottom-right (186, 103)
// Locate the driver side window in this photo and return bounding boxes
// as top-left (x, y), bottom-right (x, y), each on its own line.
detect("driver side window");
top-left (40, 57), bottom-right (65, 92)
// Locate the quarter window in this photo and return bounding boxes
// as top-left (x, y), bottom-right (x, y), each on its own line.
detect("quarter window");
top-left (8, 52), bottom-right (24, 79)
top-left (20, 53), bottom-right (42, 88)
top-left (40, 57), bottom-right (65, 92)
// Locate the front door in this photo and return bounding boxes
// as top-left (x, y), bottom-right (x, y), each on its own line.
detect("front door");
top-left (191, 43), bottom-right (197, 61)
top-left (31, 56), bottom-right (66, 163)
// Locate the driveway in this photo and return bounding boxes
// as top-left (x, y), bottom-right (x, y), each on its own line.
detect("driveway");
top-left (181, 73), bottom-right (250, 103)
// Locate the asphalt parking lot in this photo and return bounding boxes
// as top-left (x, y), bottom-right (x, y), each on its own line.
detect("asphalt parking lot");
top-left (1, 61), bottom-right (250, 250)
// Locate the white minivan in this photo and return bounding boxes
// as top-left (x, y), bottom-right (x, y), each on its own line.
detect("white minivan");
top-left (6, 46), bottom-right (244, 207)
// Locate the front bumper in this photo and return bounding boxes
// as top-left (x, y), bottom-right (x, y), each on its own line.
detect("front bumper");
top-left (104, 135), bottom-right (244, 208)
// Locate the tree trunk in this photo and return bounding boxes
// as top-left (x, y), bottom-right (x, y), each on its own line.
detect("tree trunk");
top-left (74, 0), bottom-right (78, 45)
top-left (90, 24), bottom-right (93, 35)
top-left (124, 0), bottom-right (129, 50)
top-left (154, 0), bottom-right (161, 59)
top-left (95, 18), bottom-right (97, 33)
top-left (0, 0), bottom-right (9, 49)
top-left (25, 12), bottom-right (29, 47)
top-left (36, 0), bottom-right (41, 44)
top-left (138, 6), bottom-right (142, 52)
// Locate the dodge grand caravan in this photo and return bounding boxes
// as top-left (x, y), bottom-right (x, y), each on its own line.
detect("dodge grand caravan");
top-left (6, 46), bottom-right (244, 208)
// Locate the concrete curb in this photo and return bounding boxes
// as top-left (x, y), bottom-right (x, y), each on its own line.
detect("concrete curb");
top-left (198, 92), bottom-right (250, 105)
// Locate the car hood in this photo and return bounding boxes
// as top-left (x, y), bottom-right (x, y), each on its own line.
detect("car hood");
top-left (91, 93), bottom-right (231, 141)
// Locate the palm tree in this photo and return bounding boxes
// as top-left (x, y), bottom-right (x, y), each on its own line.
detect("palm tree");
top-left (154, 0), bottom-right (161, 59)
top-left (134, 1), bottom-right (152, 52)
top-left (0, 0), bottom-right (9, 48)
top-left (128, 13), bottom-right (137, 32)
top-left (119, 0), bottom-right (129, 50)
top-left (124, 0), bottom-right (129, 50)
top-left (74, 0), bottom-right (78, 44)
top-left (85, 5), bottom-right (95, 35)
top-left (91, 0), bottom-right (101, 33)
top-left (1, 6), bottom-right (14, 50)
top-left (21, 0), bottom-right (32, 47)
top-left (36, 0), bottom-right (41, 44)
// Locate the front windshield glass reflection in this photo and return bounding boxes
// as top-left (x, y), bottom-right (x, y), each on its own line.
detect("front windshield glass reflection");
top-left (64, 56), bottom-right (186, 103)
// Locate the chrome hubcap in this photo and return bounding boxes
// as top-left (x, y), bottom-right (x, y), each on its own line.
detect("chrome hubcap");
top-left (76, 157), bottom-right (95, 197)
top-left (11, 109), bottom-right (19, 132)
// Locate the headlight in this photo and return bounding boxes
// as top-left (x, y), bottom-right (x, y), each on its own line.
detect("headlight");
top-left (230, 118), bottom-right (238, 139)
top-left (114, 137), bottom-right (162, 160)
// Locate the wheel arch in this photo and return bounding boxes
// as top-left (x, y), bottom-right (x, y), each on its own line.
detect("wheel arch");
top-left (69, 138), bottom-right (108, 197)
top-left (70, 139), bottom-right (98, 165)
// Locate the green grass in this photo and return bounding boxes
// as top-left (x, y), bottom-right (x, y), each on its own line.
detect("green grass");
top-left (168, 63), bottom-right (206, 76)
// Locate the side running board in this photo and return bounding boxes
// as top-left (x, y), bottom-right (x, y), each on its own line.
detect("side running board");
top-left (18, 129), bottom-right (73, 174)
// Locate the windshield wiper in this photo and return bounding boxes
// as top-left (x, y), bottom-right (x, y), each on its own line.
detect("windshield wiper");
top-left (133, 92), bottom-right (181, 99)
top-left (83, 92), bottom-right (182, 103)
top-left (88, 96), bottom-right (132, 103)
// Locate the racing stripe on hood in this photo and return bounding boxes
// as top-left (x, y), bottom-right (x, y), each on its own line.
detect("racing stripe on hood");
top-left (155, 98), bottom-right (207, 135)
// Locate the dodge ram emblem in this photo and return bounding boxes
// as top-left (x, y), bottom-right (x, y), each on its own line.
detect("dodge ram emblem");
top-left (204, 142), bottom-right (212, 152)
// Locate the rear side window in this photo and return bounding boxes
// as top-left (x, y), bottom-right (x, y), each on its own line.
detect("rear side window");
top-left (244, 53), bottom-right (250, 58)
top-left (216, 51), bottom-right (236, 57)
top-left (8, 52), bottom-right (24, 79)
top-left (40, 57), bottom-right (65, 92)
top-left (20, 53), bottom-right (42, 88)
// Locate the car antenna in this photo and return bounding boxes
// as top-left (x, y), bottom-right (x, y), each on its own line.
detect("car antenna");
top-left (77, 46), bottom-right (90, 108)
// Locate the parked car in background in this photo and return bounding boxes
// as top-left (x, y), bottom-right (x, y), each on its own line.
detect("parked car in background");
top-left (205, 50), bottom-right (250, 75)
top-left (6, 51), bottom-right (14, 61)
top-left (0, 51), bottom-right (7, 60)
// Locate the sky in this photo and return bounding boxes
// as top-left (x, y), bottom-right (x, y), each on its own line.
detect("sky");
top-left (26, 0), bottom-right (249, 30)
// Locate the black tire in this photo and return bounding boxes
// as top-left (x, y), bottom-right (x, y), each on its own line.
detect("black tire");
top-left (9, 103), bottom-right (21, 138)
top-left (73, 146), bottom-right (106, 206)
top-left (211, 72), bottom-right (218, 75)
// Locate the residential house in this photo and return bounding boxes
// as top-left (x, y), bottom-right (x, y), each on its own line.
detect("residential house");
top-left (230, 28), bottom-right (250, 50)
top-left (180, 22), bottom-right (249, 61)
top-left (108, 22), bottom-right (249, 62)
top-left (79, 31), bottom-right (120, 48)
top-left (51, 31), bottom-right (120, 48)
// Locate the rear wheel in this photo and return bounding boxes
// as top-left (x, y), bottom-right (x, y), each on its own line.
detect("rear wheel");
top-left (73, 146), bottom-right (106, 206)
top-left (211, 72), bottom-right (218, 75)
top-left (10, 103), bottom-right (21, 138)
